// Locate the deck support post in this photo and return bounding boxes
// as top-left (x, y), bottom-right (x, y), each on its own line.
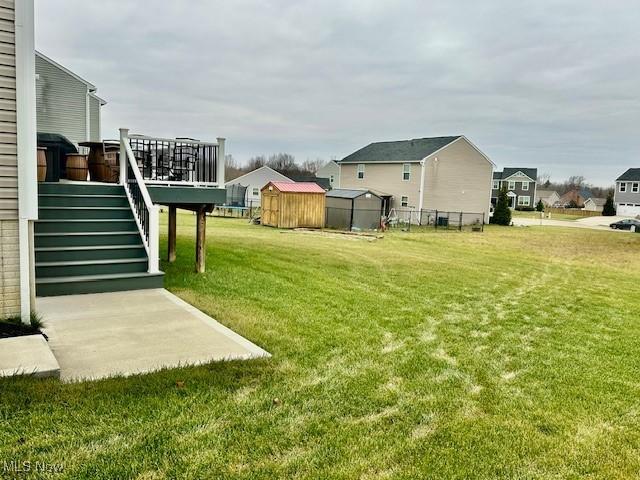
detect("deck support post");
top-left (195, 206), bottom-right (206, 273)
top-left (168, 206), bottom-right (177, 262)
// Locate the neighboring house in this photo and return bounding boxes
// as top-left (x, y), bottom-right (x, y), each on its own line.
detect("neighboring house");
top-left (491, 168), bottom-right (538, 209)
top-left (614, 169), bottom-right (640, 217)
top-left (36, 51), bottom-right (106, 145)
top-left (288, 174), bottom-right (331, 191)
top-left (559, 188), bottom-right (592, 208)
top-left (339, 136), bottom-right (494, 222)
top-left (316, 160), bottom-right (340, 188)
top-left (225, 166), bottom-right (293, 207)
top-left (535, 189), bottom-right (560, 207)
top-left (583, 197), bottom-right (606, 212)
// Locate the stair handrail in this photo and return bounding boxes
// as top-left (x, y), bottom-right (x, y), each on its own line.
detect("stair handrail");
top-left (119, 128), bottom-right (160, 274)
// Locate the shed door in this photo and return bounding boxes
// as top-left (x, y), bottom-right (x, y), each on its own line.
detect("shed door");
top-left (263, 193), bottom-right (278, 226)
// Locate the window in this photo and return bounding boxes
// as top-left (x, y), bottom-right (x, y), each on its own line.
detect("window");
top-left (357, 164), bottom-right (365, 179)
top-left (633, 183), bottom-right (639, 193)
top-left (402, 163), bottom-right (411, 181)
top-left (508, 181), bottom-right (516, 190)
top-left (521, 181), bottom-right (529, 191)
top-left (518, 196), bottom-right (531, 206)
top-left (620, 182), bottom-right (627, 192)
top-left (329, 175), bottom-right (335, 185)
top-left (492, 180), bottom-right (500, 190)
top-left (401, 196), bottom-right (409, 207)
top-left (252, 188), bottom-right (259, 196)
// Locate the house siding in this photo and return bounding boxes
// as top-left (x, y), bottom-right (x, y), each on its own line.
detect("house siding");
top-left (317, 161), bottom-right (340, 188)
top-left (225, 166), bottom-right (292, 207)
top-left (89, 94), bottom-right (100, 141)
top-left (0, 0), bottom-right (19, 317)
top-left (614, 181), bottom-right (640, 204)
top-left (35, 53), bottom-right (88, 145)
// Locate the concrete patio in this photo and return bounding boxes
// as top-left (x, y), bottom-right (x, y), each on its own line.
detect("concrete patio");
top-left (37, 289), bottom-right (269, 382)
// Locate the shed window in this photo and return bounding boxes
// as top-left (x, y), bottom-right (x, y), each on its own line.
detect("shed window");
top-left (508, 181), bottom-right (516, 190)
top-left (401, 196), bottom-right (409, 207)
top-left (357, 164), bottom-right (365, 179)
top-left (620, 182), bottom-right (627, 192)
top-left (522, 181), bottom-right (529, 191)
top-left (492, 180), bottom-right (499, 190)
top-left (633, 182), bottom-right (639, 193)
top-left (252, 188), bottom-right (259, 196)
top-left (402, 163), bottom-right (411, 181)
top-left (518, 196), bottom-right (531, 206)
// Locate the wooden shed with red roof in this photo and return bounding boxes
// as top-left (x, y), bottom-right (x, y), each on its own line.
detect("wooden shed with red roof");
top-left (261, 182), bottom-right (326, 228)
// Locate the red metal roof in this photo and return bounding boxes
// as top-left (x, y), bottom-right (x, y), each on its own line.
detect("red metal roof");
top-left (264, 182), bottom-right (326, 193)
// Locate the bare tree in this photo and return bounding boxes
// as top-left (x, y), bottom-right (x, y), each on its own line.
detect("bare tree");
top-left (300, 158), bottom-right (326, 174)
top-left (246, 155), bottom-right (266, 171)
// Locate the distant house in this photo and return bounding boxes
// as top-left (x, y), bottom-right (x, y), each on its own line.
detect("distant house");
top-left (492, 168), bottom-right (538, 209)
top-left (225, 166), bottom-right (293, 207)
top-left (583, 197), bottom-right (606, 212)
top-left (316, 160), bottom-right (340, 188)
top-left (36, 51), bottom-right (106, 145)
top-left (614, 168), bottom-right (640, 217)
top-left (339, 136), bottom-right (494, 222)
top-left (535, 189), bottom-right (560, 207)
top-left (559, 188), bottom-right (592, 208)
top-left (288, 174), bottom-right (331, 191)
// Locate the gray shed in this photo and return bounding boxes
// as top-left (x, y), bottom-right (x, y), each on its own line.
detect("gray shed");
top-left (325, 189), bottom-right (383, 231)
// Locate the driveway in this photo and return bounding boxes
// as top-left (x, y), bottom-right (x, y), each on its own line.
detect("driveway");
top-left (512, 215), bottom-right (631, 231)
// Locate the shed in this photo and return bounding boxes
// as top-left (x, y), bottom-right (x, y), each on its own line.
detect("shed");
top-left (261, 182), bottom-right (326, 228)
top-left (325, 189), bottom-right (383, 231)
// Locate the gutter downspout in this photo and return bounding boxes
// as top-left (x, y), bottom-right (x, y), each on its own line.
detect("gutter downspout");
top-left (15, 0), bottom-right (37, 323)
top-left (417, 157), bottom-right (428, 213)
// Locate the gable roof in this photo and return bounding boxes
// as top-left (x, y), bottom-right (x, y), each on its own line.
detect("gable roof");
top-left (340, 136), bottom-right (461, 164)
top-left (262, 182), bottom-right (326, 193)
top-left (494, 168), bottom-right (538, 182)
top-left (536, 189), bottom-right (559, 198)
top-left (36, 50), bottom-right (97, 90)
top-left (616, 168), bottom-right (640, 182)
top-left (585, 197), bottom-right (606, 206)
top-left (288, 174), bottom-right (331, 190)
top-left (326, 188), bottom-right (381, 200)
top-left (225, 165), bottom-right (292, 186)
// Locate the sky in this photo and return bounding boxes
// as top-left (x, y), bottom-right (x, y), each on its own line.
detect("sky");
top-left (35, 0), bottom-right (640, 186)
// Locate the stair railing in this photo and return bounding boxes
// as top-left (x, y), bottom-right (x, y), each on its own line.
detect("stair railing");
top-left (119, 128), bottom-right (160, 274)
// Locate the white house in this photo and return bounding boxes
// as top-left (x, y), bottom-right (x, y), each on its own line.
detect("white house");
top-left (225, 166), bottom-right (293, 207)
top-left (316, 160), bottom-right (340, 188)
top-left (583, 197), bottom-right (606, 212)
top-left (535, 189), bottom-right (560, 207)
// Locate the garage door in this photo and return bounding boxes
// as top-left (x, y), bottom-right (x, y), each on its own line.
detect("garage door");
top-left (617, 204), bottom-right (640, 217)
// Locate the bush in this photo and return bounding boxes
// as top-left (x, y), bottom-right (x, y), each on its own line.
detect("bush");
top-left (602, 195), bottom-right (616, 216)
top-left (536, 200), bottom-right (545, 212)
top-left (491, 186), bottom-right (512, 225)
top-left (515, 206), bottom-right (535, 212)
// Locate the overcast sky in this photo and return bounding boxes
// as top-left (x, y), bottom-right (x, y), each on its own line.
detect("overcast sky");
top-left (35, 1), bottom-right (639, 186)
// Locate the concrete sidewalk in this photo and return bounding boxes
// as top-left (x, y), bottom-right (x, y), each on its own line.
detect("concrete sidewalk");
top-left (512, 215), bottom-right (630, 231)
top-left (37, 289), bottom-right (269, 382)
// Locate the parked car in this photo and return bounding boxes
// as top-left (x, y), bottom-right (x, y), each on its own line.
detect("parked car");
top-left (609, 219), bottom-right (640, 232)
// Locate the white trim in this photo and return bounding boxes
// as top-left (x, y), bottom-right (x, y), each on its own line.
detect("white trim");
top-left (225, 165), bottom-right (292, 186)
top-left (85, 88), bottom-right (90, 142)
top-left (492, 180), bottom-right (500, 190)
top-left (433, 136), bottom-right (495, 166)
top-left (16, 0), bottom-right (37, 322)
top-left (508, 180), bottom-right (516, 190)
top-left (402, 162), bottom-right (411, 181)
top-left (619, 182), bottom-right (627, 193)
top-left (357, 163), bottom-right (365, 179)
top-left (400, 196), bottom-right (409, 207)
top-left (502, 171), bottom-right (537, 183)
top-left (418, 157), bottom-right (427, 211)
top-left (35, 50), bottom-right (96, 90)
top-left (88, 91), bottom-right (107, 106)
top-left (517, 195), bottom-right (531, 207)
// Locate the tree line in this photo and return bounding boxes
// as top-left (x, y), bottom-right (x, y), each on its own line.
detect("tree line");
top-left (225, 154), bottom-right (327, 181)
top-left (537, 174), bottom-right (613, 199)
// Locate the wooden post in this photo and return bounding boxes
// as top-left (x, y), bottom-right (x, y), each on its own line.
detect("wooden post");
top-left (195, 206), bottom-right (206, 273)
top-left (168, 206), bottom-right (177, 262)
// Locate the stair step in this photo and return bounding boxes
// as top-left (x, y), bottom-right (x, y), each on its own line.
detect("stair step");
top-left (38, 182), bottom-right (124, 195)
top-left (35, 231), bottom-right (142, 247)
top-left (36, 258), bottom-right (149, 278)
top-left (36, 272), bottom-right (164, 297)
top-left (35, 244), bottom-right (147, 262)
top-left (38, 206), bottom-right (134, 220)
top-left (39, 194), bottom-right (129, 207)
top-left (35, 219), bottom-right (137, 233)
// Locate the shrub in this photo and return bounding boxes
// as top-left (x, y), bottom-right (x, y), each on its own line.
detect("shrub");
top-left (536, 200), bottom-right (545, 212)
top-left (515, 206), bottom-right (535, 212)
top-left (602, 195), bottom-right (616, 216)
top-left (491, 186), bottom-right (512, 225)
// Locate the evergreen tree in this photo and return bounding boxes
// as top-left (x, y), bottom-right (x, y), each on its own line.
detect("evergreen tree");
top-left (491, 186), bottom-right (512, 225)
top-left (536, 199), bottom-right (545, 212)
top-left (602, 194), bottom-right (616, 216)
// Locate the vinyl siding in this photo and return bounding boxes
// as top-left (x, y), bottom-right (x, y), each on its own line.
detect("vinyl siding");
top-left (317, 161), bottom-right (340, 188)
top-left (36, 53), bottom-right (88, 145)
top-left (89, 94), bottom-right (100, 141)
top-left (614, 182), bottom-right (640, 204)
top-left (225, 166), bottom-right (292, 207)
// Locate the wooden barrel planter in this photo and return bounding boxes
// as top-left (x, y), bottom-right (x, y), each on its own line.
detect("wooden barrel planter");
top-left (66, 154), bottom-right (89, 181)
top-left (88, 146), bottom-right (120, 183)
top-left (37, 147), bottom-right (47, 182)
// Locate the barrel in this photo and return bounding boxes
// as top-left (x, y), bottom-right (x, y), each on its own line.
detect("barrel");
top-left (37, 147), bottom-right (47, 182)
top-left (66, 154), bottom-right (89, 181)
top-left (88, 146), bottom-right (119, 182)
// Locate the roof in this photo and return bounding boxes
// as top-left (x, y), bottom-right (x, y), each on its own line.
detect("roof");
top-left (536, 189), bottom-right (559, 198)
top-left (616, 168), bottom-right (640, 182)
top-left (225, 166), bottom-right (292, 186)
top-left (494, 168), bottom-right (538, 181)
top-left (585, 197), bottom-right (606, 206)
top-left (262, 182), bottom-right (326, 193)
top-left (340, 136), bottom-right (461, 163)
top-left (326, 189), bottom-right (381, 200)
top-left (288, 175), bottom-right (331, 190)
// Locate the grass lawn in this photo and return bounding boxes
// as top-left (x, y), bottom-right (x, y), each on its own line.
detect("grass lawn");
top-left (2, 214), bottom-right (640, 479)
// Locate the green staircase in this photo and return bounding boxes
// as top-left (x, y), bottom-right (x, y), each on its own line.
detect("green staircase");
top-left (36, 183), bottom-right (164, 297)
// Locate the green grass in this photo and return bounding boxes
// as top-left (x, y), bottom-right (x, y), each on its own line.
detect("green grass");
top-left (2, 215), bottom-right (640, 479)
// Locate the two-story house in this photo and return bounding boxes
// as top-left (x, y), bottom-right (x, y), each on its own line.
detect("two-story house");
top-left (491, 168), bottom-right (538, 209)
top-left (338, 136), bottom-right (494, 222)
top-left (614, 168), bottom-right (640, 217)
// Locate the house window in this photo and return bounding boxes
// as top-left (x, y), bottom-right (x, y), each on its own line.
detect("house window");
top-left (252, 188), bottom-right (259, 196)
top-left (508, 181), bottom-right (516, 190)
top-left (402, 163), bottom-right (411, 181)
top-left (357, 164), bottom-right (365, 179)
top-left (522, 181), bottom-right (529, 191)
top-left (329, 175), bottom-right (335, 185)
top-left (620, 182), bottom-right (627, 192)
top-left (492, 180), bottom-right (500, 190)
top-left (633, 183), bottom-right (639, 193)
top-left (518, 196), bottom-right (531, 206)
top-left (401, 196), bottom-right (409, 207)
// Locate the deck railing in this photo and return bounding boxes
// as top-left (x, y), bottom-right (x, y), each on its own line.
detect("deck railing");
top-left (126, 134), bottom-right (225, 187)
top-left (120, 128), bottom-right (160, 273)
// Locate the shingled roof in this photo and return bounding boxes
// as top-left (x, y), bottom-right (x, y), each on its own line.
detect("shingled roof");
top-left (340, 136), bottom-right (461, 164)
top-left (493, 168), bottom-right (538, 181)
top-left (616, 168), bottom-right (640, 182)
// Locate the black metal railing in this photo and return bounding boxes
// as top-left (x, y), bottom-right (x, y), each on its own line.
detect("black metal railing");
top-left (127, 163), bottom-right (150, 242)
top-left (128, 135), bottom-right (219, 184)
